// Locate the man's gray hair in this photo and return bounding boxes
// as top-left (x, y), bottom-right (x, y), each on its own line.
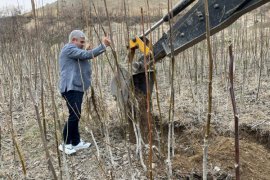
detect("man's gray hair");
top-left (68, 30), bottom-right (86, 42)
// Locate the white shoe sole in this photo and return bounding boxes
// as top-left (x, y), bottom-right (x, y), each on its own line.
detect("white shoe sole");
top-left (59, 144), bottom-right (76, 155)
top-left (73, 143), bottom-right (92, 151)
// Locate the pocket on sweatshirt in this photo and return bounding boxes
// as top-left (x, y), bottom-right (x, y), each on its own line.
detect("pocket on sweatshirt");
top-left (72, 75), bottom-right (83, 87)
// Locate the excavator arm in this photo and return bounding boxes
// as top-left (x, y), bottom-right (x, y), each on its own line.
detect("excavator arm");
top-left (132, 0), bottom-right (270, 74)
top-left (111, 0), bottom-right (270, 103)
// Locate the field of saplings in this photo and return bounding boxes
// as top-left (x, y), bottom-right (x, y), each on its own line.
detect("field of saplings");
top-left (0, 0), bottom-right (270, 179)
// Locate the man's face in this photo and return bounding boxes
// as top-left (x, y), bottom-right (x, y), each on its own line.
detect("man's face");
top-left (72, 37), bottom-right (85, 49)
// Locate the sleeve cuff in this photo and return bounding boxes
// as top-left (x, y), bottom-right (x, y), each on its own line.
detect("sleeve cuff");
top-left (101, 43), bottom-right (107, 49)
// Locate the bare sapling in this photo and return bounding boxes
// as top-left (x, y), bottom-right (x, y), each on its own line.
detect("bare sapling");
top-left (85, 115), bottom-right (107, 178)
top-left (135, 121), bottom-right (147, 171)
top-left (105, 124), bottom-right (116, 166)
top-left (0, 125), bottom-right (1, 168)
top-left (8, 79), bottom-right (26, 177)
top-left (228, 44), bottom-right (240, 180)
top-left (31, 0), bottom-right (47, 140)
top-left (240, 17), bottom-right (248, 107)
top-left (98, 0), bottom-right (133, 132)
top-left (45, 58), bottom-right (63, 180)
top-left (90, 129), bottom-right (100, 159)
top-left (26, 77), bottom-right (57, 179)
top-left (165, 0), bottom-right (176, 178)
top-left (203, 0), bottom-right (214, 179)
top-left (141, 7), bottom-right (153, 179)
top-left (186, 52), bottom-right (196, 104)
top-left (256, 14), bottom-right (264, 101)
top-left (145, 0), bottom-right (163, 158)
top-left (1, 42), bottom-right (27, 177)
top-left (91, 1), bottom-right (130, 116)
top-left (122, 0), bottom-right (134, 173)
top-left (128, 101), bottom-right (146, 171)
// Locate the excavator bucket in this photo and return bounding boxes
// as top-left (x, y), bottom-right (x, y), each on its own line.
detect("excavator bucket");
top-left (110, 66), bottom-right (154, 106)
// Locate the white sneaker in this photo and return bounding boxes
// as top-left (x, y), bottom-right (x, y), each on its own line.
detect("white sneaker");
top-left (59, 144), bottom-right (76, 155)
top-left (72, 140), bottom-right (91, 151)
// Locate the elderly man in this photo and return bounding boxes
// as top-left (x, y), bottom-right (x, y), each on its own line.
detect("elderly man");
top-left (59, 30), bottom-right (111, 154)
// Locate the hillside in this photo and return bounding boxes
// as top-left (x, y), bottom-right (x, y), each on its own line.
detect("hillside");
top-left (23, 0), bottom-right (179, 18)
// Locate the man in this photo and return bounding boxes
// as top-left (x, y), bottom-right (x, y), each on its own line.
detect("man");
top-left (58, 30), bottom-right (111, 155)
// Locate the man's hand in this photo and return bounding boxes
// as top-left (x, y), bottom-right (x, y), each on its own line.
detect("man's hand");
top-left (85, 43), bottom-right (92, 50)
top-left (103, 36), bottom-right (111, 47)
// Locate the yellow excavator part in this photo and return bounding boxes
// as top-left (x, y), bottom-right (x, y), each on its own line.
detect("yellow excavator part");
top-left (128, 36), bottom-right (152, 59)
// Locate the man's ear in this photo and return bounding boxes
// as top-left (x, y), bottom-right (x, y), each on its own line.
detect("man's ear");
top-left (72, 38), bottom-right (77, 42)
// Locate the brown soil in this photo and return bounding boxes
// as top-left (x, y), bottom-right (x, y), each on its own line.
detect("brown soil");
top-left (171, 128), bottom-right (270, 180)
top-left (1, 93), bottom-right (270, 179)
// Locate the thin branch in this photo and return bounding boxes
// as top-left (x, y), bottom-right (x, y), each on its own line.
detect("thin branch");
top-left (229, 44), bottom-right (240, 180)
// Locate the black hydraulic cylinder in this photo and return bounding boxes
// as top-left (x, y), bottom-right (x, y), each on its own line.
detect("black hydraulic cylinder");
top-left (163, 0), bottom-right (195, 22)
top-left (143, 0), bottom-right (195, 37)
